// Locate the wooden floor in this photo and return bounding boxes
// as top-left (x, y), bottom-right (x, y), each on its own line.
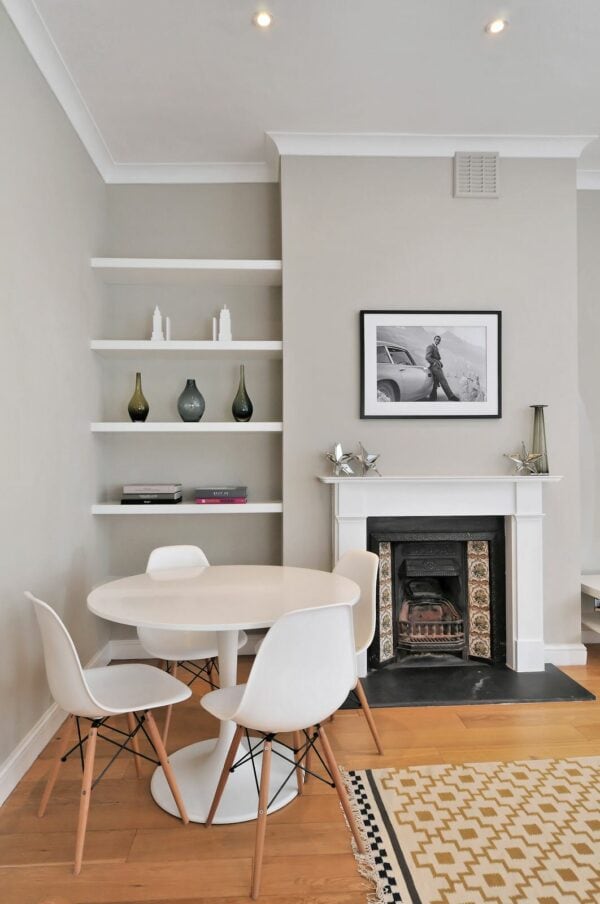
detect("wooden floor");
top-left (1, 647), bottom-right (599, 904)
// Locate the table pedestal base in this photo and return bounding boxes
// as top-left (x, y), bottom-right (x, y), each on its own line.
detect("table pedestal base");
top-left (151, 736), bottom-right (299, 824)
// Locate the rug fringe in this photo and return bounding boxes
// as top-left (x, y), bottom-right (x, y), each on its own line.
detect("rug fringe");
top-left (339, 766), bottom-right (390, 904)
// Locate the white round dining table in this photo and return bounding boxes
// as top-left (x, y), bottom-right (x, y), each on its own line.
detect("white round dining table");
top-left (87, 564), bottom-right (360, 824)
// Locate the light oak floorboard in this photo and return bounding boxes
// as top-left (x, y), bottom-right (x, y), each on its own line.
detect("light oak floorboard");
top-left (0, 649), bottom-right (597, 903)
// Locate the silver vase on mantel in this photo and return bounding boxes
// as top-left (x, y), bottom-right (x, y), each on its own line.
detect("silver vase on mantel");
top-left (530, 404), bottom-right (549, 474)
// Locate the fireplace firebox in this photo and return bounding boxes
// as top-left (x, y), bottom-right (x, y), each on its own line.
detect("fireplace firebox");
top-left (367, 516), bottom-right (506, 669)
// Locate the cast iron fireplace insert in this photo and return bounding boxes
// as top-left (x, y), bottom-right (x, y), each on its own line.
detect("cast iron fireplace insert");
top-left (367, 515), bottom-right (506, 669)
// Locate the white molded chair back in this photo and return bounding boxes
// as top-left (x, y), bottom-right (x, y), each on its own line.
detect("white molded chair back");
top-left (25, 592), bottom-right (107, 719)
top-left (232, 604), bottom-right (356, 733)
top-left (146, 545), bottom-right (209, 572)
top-left (333, 550), bottom-right (379, 655)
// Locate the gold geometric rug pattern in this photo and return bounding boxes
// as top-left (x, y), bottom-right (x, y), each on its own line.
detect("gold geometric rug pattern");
top-left (345, 757), bottom-right (600, 904)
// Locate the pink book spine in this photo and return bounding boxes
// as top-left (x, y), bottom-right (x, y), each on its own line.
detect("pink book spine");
top-left (195, 497), bottom-right (247, 504)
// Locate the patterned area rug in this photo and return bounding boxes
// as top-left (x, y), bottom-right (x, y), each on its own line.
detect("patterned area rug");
top-left (345, 758), bottom-right (600, 904)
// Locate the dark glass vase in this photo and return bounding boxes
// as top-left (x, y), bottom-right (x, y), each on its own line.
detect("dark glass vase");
top-left (127, 372), bottom-right (149, 422)
top-left (232, 364), bottom-right (253, 422)
top-left (177, 379), bottom-right (205, 422)
top-left (530, 404), bottom-right (549, 474)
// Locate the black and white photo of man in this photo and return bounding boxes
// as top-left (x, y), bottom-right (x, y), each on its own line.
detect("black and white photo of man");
top-left (425, 335), bottom-right (460, 401)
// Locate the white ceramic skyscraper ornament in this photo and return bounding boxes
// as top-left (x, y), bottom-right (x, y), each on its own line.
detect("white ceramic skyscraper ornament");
top-left (218, 305), bottom-right (232, 342)
top-left (151, 306), bottom-right (164, 342)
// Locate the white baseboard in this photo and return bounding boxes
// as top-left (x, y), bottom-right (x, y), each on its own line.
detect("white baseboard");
top-left (0, 641), bottom-right (111, 807)
top-left (582, 630), bottom-right (600, 644)
top-left (544, 643), bottom-right (588, 666)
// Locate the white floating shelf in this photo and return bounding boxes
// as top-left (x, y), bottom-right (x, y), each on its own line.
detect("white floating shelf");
top-left (91, 422), bottom-right (283, 433)
top-left (92, 502), bottom-right (283, 515)
top-left (91, 258), bottom-right (282, 287)
top-left (90, 340), bottom-right (282, 358)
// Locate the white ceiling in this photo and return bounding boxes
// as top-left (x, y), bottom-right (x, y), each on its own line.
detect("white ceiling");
top-left (6, 0), bottom-right (600, 182)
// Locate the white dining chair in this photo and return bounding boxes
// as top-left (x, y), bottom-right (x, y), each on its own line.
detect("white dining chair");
top-left (25, 591), bottom-right (191, 875)
top-left (331, 550), bottom-right (383, 754)
top-left (137, 545), bottom-right (248, 743)
top-left (201, 603), bottom-right (365, 899)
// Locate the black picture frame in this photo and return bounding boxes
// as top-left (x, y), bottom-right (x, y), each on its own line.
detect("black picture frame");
top-left (360, 310), bottom-right (502, 419)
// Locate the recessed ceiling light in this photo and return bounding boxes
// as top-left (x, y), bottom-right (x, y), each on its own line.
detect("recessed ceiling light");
top-left (485, 18), bottom-right (508, 35)
top-left (253, 11), bottom-right (272, 28)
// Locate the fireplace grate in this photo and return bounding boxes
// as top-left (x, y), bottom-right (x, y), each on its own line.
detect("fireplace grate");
top-left (398, 597), bottom-right (465, 651)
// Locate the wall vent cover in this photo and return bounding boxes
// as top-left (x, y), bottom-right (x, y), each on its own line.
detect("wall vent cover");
top-left (454, 152), bottom-right (499, 198)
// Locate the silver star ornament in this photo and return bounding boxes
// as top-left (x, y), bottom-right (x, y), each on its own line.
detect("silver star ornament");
top-left (325, 443), bottom-right (354, 477)
top-left (352, 442), bottom-right (381, 476)
top-left (505, 442), bottom-right (543, 475)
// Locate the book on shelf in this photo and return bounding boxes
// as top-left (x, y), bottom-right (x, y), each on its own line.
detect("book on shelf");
top-left (194, 486), bottom-right (247, 498)
top-left (121, 497), bottom-right (183, 505)
top-left (195, 497), bottom-right (247, 505)
top-left (122, 483), bottom-right (182, 494)
top-left (121, 492), bottom-right (183, 501)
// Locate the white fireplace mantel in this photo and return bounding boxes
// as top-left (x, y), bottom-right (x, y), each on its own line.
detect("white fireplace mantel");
top-left (318, 474), bottom-right (562, 673)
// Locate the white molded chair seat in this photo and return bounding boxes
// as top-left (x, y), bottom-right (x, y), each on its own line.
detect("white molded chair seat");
top-left (201, 603), bottom-right (365, 899)
top-left (332, 550), bottom-right (383, 754)
top-left (26, 591), bottom-right (191, 875)
top-left (137, 628), bottom-right (234, 662)
top-left (84, 663), bottom-right (190, 714)
top-left (138, 545), bottom-right (247, 745)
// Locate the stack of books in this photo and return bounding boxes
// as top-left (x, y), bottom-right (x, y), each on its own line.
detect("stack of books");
top-left (121, 483), bottom-right (183, 505)
top-left (194, 485), bottom-right (247, 505)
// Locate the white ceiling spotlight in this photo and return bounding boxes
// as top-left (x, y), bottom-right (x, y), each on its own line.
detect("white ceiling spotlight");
top-left (485, 18), bottom-right (508, 35)
top-left (253, 11), bottom-right (273, 28)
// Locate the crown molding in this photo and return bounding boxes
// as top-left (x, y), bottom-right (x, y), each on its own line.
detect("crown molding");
top-left (3, 0), bottom-right (114, 179)
top-left (577, 169), bottom-right (600, 190)
top-left (267, 131), bottom-right (597, 160)
top-left (104, 161), bottom-right (274, 184)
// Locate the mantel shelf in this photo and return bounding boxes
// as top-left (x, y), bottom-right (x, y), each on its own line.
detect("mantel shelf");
top-left (91, 257), bottom-right (282, 287)
top-left (91, 340), bottom-right (282, 358)
top-left (318, 474), bottom-right (563, 484)
top-left (91, 422), bottom-right (283, 433)
top-left (92, 502), bottom-right (283, 515)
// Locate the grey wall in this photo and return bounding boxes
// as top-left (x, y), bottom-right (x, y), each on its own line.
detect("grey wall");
top-left (578, 189), bottom-right (600, 632)
top-left (281, 155), bottom-right (581, 646)
top-left (0, 7), bottom-right (108, 766)
top-left (100, 185), bottom-right (282, 637)
top-left (578, 191), bottom-right (600, 570)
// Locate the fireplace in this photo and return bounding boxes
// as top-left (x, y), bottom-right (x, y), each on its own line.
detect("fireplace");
top-left (319, 473), bottom-right (567, 673)
top-left (367, 516), bottom-right (506, 669)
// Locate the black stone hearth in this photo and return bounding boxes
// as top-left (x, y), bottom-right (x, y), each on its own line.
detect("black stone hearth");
top-left (341, 664), bottom-right (594, 709)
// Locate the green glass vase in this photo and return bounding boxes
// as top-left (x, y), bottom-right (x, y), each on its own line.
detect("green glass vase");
top-left (128, 372), bottom-right (149, 422)
top-left (232, 364), bottom-right (253, 422)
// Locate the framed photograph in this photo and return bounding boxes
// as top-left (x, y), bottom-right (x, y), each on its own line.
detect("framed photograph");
top-left (360, 310), bottom-right (501, 418)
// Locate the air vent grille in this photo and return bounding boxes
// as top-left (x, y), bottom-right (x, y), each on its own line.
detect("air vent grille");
top-left (454, 152), bottom-right (499, 198)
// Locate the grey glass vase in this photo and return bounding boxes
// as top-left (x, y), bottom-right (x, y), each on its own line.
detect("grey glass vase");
top-left (530, 404), bottom-right (549, 474)
top-left (177, 379), bottom-right (205, 422)
top-left (232, 364), bottom-right (253, 422)
top-left (127, 372), bottom-right (149, 422)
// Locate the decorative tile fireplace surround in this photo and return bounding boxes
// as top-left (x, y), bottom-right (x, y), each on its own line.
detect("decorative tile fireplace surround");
top-left (319, 475), bottom-right (561, 676)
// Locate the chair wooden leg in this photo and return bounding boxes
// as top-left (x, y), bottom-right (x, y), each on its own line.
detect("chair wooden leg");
top-left (206, 724), bottom-right (244, 826)
top-left (318, 726), bottom-right (365, 854)
top-left (251, 739), bottom-right (272, 900)
top-left (162, 662), bottom-right (177, 747)
top-left (304, 726), bottom-right (314, 782)
top-left (127, 712), bottom-right (142, 778)
top-left (354, 679), bottom-right (384, 755)
top-left (39, 714), bottom-right (76, 818)
top-left (292, 731), bottom-right (304, 795)
top-left (145, 711), bottom-right (189, 824)
top-left (73, 724), bottom-right (98, 875)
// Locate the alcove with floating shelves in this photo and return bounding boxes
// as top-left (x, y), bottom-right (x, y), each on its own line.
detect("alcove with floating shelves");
top-left (92, 255), bottom-right (283, 567)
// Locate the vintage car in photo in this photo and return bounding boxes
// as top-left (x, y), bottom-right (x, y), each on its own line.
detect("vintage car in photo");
top-left (376, 341), bottom-right (434, 402)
